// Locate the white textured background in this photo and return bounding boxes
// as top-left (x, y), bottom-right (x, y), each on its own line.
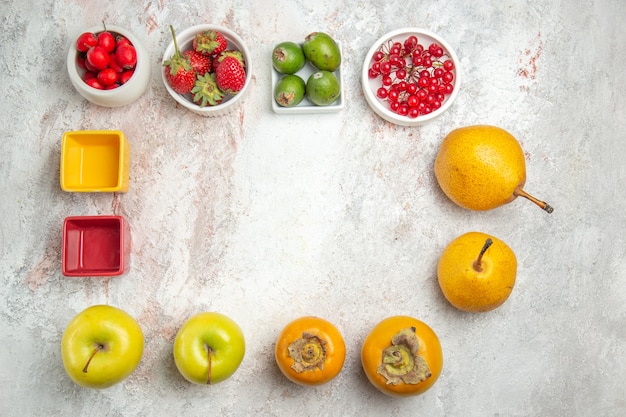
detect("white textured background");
top-left (1, 0), bottom-right (625, 416)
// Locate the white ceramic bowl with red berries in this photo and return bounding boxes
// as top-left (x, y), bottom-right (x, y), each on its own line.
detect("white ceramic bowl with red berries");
top-left (161, 24), bottom-right (251, 117)
top-left (67, 24), bottom-right (151, 107)
top-left (362, 28), bottom-right (461, 126)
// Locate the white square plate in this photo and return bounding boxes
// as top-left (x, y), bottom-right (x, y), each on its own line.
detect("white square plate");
top-left (271, 42), bottom-right (345, 114)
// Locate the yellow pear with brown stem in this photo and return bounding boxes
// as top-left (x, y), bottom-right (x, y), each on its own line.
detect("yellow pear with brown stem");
top-left (434, 125), bottom-right (553, 213)
top-left (437, 231), bottom-right (517, 312)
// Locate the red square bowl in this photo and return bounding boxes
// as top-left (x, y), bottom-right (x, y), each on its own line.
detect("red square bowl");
top-left (62, 215), bottom-right (130, 277)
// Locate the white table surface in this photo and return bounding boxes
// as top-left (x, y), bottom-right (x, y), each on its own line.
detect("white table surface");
top-left (1, 0), bottom-right (624, 416)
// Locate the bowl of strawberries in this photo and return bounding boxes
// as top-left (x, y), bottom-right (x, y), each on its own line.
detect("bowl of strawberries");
top-left (161, 24), bottom-right (252, 117)
top-left (67, 24), bottom-right (151, 107)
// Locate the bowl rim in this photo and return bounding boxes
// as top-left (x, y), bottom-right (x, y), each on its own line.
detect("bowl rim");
top-left (160, 24), bottom-right (252, 114)
top-left (361, 27), bottom-right (461, 125)
top-left (66, 24), bottom-right (148, 98)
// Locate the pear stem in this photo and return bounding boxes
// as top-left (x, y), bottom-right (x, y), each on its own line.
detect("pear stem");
top-left (473, 238), bottom-right (493, 272)
top-left (82, 343), bottom-right (104, 373)
top-left (205, 344), bottom-right (213, 385)
top-left (514, 187), bottom-right (554, 213)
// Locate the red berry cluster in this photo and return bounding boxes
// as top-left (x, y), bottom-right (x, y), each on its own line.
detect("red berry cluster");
top-left (75, 26), bottom-right (137, 90)
top-left (368, 35), bottom-right (455, 118)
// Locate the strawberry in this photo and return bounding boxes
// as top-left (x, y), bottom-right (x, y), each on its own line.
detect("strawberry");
top-left (163, 26), bottom-right (195, 94)
top-left (183, 49), bottom-right (211, 76)
top-left (191, 73), bottom-right (224, 107)
top-left (193, 30), bottom-right (227, 56)
top-left (212, 49), bottom-right (245, 71)
top-left (215, 56), bottom-right (246, 95)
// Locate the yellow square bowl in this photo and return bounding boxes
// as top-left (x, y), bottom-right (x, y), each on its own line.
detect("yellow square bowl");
top-left (60, 130), bottom-right (130, 192)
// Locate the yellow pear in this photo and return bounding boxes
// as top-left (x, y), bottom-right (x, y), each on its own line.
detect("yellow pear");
top-left (437, 231), bottom-right (517, 312)
top-left (434, 125), bottom-right (553, 213)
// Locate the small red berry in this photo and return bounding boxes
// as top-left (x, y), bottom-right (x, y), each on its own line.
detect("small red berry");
top-left (85, 77), bottom-right (104, 89)
top-left (97, 68), bottom-right (119, 86)
top-left (116, 44), bottom-right (137, 69)
top-left (76, 54), bottom-right (88, 71)
top-left (119, 69), bottom-right (134, 84)
top-left (86, 46), bottom-right (110, 70)
top-left (97, 31), bottom-right (116, 53)
top-left (108, 53), bottom-right (124, 73)
top-left (76, 32), bottom-right (97, 52)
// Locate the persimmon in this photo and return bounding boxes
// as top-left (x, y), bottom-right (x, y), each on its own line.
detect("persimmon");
top-left (361, 316), bottom-right (443, 397)
top-left (275, 316), bottom-right (345, 386)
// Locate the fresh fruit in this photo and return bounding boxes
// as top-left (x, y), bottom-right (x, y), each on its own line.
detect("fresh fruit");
top-left (86, 45), bottom-right (110, 70)
top-left (192, 73), bottom-right (224, 107)
top-left (108, 53), bottom-right (124, 73)
top-left (302, 32), bottom-right (341, 71)
top-left (173, 312), bottom-right (245, 385)
top-left (275, 316), bottom-right (345, 386)
top-left (183, 49), bottom-right (211, 76)
top-left (76, 32), bottom-right (98, 53)
top-left (437, 231), bottom-right (517, 312)
top-left (306, 70), bottom-right (340, 106)
top-left (272, 41), bottom-right (306, 74)
top-left (163, 25), bottom-right (196, 95)
top-left (96, 68), bottom-right (119, 86)
top-left (361, 316), bottom-right (443, 397)
top-left (97, 27), bottom-right (116, 53)
top-left (74, 25), bottom-right (139, 91)
top-left (368, 35), bottom-right (456, 117)
top-left (274, 74), bottom-right (306, 107)
top-left (193, 30), bottom-right (227, 56)
top-left (434, 125), bottom-right (553, 213)
top-left (212, 49), bottom-right (245, 70)
top-left (115, 43), bottom-right (137, 69)
top-left (215, 56), bottom-right (246, 95)
top-left (119, 69), bottom-right (134, 84)
top-left (61, 305), bottom-right (144, 389)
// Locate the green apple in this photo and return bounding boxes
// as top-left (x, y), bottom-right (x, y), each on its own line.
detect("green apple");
top-left (61, 305), bottom-right (144, 389)
top-left (173, 312), bottom-right (245, 385)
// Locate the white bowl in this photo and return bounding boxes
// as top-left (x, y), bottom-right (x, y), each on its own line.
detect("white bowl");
top-left (361, 28), bottom-right (461, 126)
top-left (67, 25), bottom-right (151, 108)
top-left (161, 24), bottom-right (252, 117)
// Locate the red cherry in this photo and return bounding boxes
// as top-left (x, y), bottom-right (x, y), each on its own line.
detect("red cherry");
top-left (84, 77), bottom-right (104, 89)
top-left (115, 44), bottom-right (137, 69)
top-left (76, 53), bottom-right (88, 71)
top-left (76, 32), bottom-right (97, 52)
top-left (116, 36), bottom-right (131, 48)
top-left (97, 68), bottom-right (119, 86)
top-left (86, 46), bottom-right (110, 70)
top-left (97, 31), bottom-right (116, 53)
top-left (108, 53), bottom-right (124, 73)
top-left (84, 57), bottom-right (99, 72)
top-left (105, 84), bottom-right (119, 90)
top-left (82, 71), bottom-right (97, 82)
top-left (119, 69), bottom-right (134, 84)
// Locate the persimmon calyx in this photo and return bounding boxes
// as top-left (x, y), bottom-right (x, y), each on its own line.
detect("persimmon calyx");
top-left (288, 332), bottom-right (327, 373)
top-left (377, 327), bottom-right (431, 385)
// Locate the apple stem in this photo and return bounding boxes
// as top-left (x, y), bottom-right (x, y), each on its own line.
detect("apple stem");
top-left (205, 344), bottom-right (213, 385)
top-left (82, 343), bottom-right (104, 373)
top-left (473, 238), bottom-right (493, 272)
top-left (514, 187), bottom-right (554, 213)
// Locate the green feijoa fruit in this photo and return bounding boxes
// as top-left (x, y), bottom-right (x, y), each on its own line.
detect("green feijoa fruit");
top-left (274, 74), bottom-right (306, 107)
top-left (272, 42), bottom-right (306, 75)
top-left (306, 70), bottom-right (340, 106)
top-left (302, 32), bottom-right (341, 71)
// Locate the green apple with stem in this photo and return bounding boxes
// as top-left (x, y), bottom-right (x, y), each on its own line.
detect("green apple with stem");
top-left (61, 305), bottom-right (144, 388)
top-left (173, 312), bottom-right (245, 385)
